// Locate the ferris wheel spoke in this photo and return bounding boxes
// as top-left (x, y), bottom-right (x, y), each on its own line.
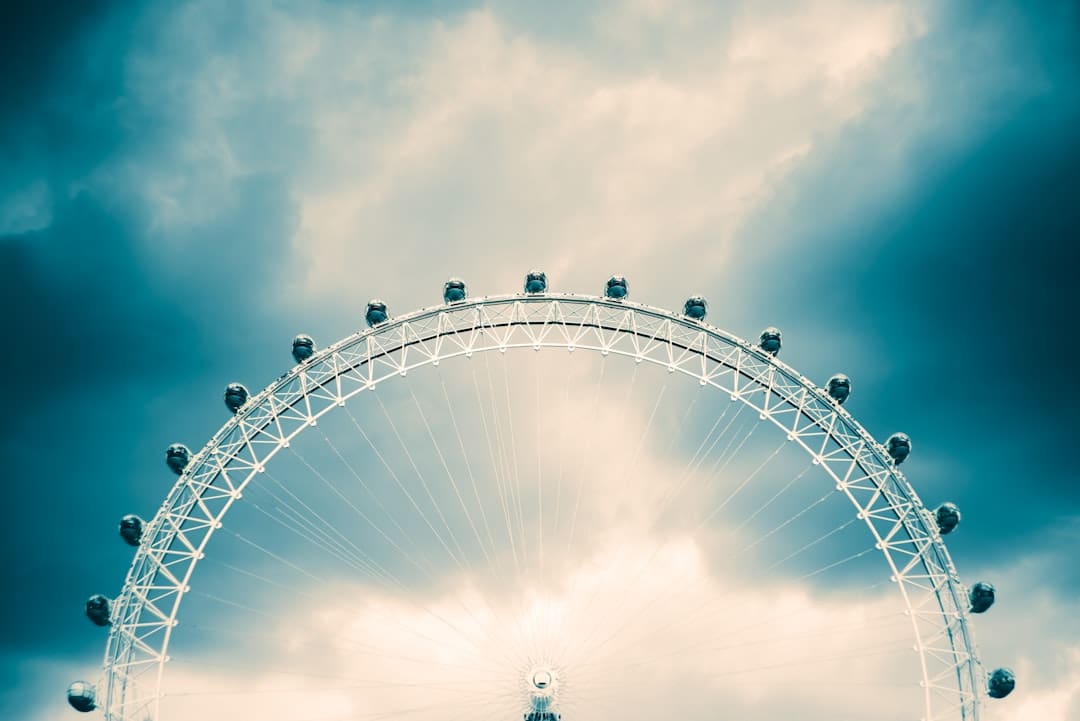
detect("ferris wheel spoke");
top-left (570, 531), bottom-right (896, 676)
top-left (161, 681), bottom-right (519, 711)
top-left (693, 399), bottom-right (746, 471)
top-left (190, 558), bottom-right (501, 665)
top-left (694, 437), bottom-right (788, 530)
top-left (550, 348), bottom-right (573, 549)
top-left (534, 352), bottom-right (545, 582)
top-left (371, 391), bottom-right (471, 573)
top-left (555, 355), bottom-right (647, 662)
top-left (437, 370), bottom-right (541, 663)
top-left (175, 590), bottom-right (511, 681)
top-left (561, 445), bottom-right (862, 671)
top-left (176, 600), bottom-right (511, 678)
top-left (243, 477), bottom-right (409, 587)
top-left (334, 408), bottom-right (470, 588)
top-left (568, 587), bottom-right (908, 680)
top-left (314, 418), bottom-right (441, 575)
top-left (554, 416), bottom-right (776, 667)
top-left (741, 487), bottom-right (835, 553)
top-left (629, 382), bottom-right (668, 474)
top-left (253, 459), bottom-right (434, 593)
top-left (548, 401), bottom-right (741, 668)
top-left (545, 371), bottom-right (608, 664)
top-left (731, 461), bottom-right (814, 535)
top-left (663, 391), bottom-right (699, 456)
top-left (563, 354), bottom-right (607, 559)
top-left (532, 352), bottom-right (557, 651)
top-left (405, 379), bottom-right (530, 665)
top-left (609, 562), bottom-right (890, 662)
top-left (471, 358), bottom-right (522, 576)
top-left (570, 637), bottom-right (917, 711)
top-left (278, 437), bottom-right (429, 575)
top-left (216, 527), bottom-right (323, 584)
top-left (492, 349), bottom-right (530, 574)
top-left (205, 506), bottom-right (523, 677)
top-left (477, 353), bottom-right (549, 662)
top-left (795, 546), bottom-right (876, 581)
top-left (168, 623), bottom-right (514, 695)
top-left (550, 365), bottom-right (665, 662)
top-left (408, 382), bottom-right (496, 573)
top-left (196, 702), bottom-right (513, 721)
top-left (211, 559), bottom-right (321, 598)
top-left (342, 691), bottom-right (520, 721)
top-left (244, 491), bottom-right (373, 577)
top-left (165, 656), bottom-right (511, 688)
top-left (702, 411), bottom-right (761, 490)
top-left (763, 517), bottom-right (860, 573)
top-left (584, 638), bottom-right (914, 695)
top-left (439, 374), bottom-right (500, 573)
top-left (652, 398), bottom-right (741, 519)
top-left (341, 684), bottom-right (522, 720)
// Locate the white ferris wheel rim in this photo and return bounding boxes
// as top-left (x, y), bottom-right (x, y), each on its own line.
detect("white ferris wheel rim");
top-left (101, 292), bottom-right (984, 721)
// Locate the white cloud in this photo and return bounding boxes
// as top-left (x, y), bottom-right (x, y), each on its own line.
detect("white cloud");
top-left (94, 0), bottom-right (930, 313)
top-left (285, 0), bottom-right (929, 304)
top-left (36, 2), bottom-right (1070, 719)
top-left (161, 533), bottom-right (918, 721)
top-left (1005, 650), bottom-right (1080, 721)
top-left (139, 359), bottom-right (940, 721)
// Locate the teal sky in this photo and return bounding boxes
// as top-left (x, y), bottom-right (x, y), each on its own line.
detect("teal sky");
top-left (2, 1), bottom-right (1078, 719)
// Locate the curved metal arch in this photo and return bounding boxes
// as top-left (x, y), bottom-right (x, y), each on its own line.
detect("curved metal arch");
top-left (103, 293), bottom-right (982, 721)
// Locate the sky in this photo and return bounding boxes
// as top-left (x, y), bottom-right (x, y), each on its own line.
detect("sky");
top-left (2, 0), bottom-right (1079, 719)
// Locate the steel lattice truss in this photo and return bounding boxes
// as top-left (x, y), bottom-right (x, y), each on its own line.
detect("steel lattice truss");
top-left (103, 294), bottom-right (985, 721)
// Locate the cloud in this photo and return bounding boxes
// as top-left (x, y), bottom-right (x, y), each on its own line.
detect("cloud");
top-left (156, 534), bottom-right (920, 721)
top-left (277, 0), bottom-right (929, 307)
top-left (1007, 652), bottom-right (1080, 721)
top-left (4, 1), bottom-right (1078, 719)
top-left (86, 351), bottom-right (964, 721)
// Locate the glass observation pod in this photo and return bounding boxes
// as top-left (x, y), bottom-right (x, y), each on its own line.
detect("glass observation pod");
top-left (683, 295), bottom-right (708, 320)
top-left (444, 278), bottom-right (467, 303)
top-left (365, 299), bottom-right (389, 327)
top-left (524, 270), bottom-right (548, 294)
top-left (291, 334), bottom-right (316, 363)
top-left (604, 275), bottom-right (629, 299)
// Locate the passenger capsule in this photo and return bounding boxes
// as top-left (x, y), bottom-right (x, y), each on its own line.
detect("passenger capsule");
top-left (826, 374), bottom-right (851, 404)
top-left (604, 275), bottom-right (629, 299)
top-left (292, 334), bottom-right (316, 363)
top-left (759, 327), bottom-right (782, 355)
top-left (165, 443), bottom-right (191, 475)
top-left (885, 432), bottom-right (911, 465)
top-left (365, 299), bottom-right (389, 327)
top-left (443, 278), bottom-right (467, 303)
top-left (85, 594), bottom-right (111, 626)
top-left (223, 382), bottom-right (249, 414)
top-left (524, 270), bottom-right (548, 294)
top-left (969, 582), bottom-right (996, 614)
top-left (119, 514), bottom-right (144, 546)
top-left (987, 667), bottom-right (1016, 699)
top-left (934, 502), bottom-right (962, 535)
top-left (67, 681), bottom-right (97, 712)
top-left (683, 295), bottom-right (708, 320)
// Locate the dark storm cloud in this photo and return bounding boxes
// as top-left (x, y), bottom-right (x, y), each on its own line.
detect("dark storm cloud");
top-left (730, 0), bottom-right (1080, 581)
top-left (0, 1), bottom-right (117, 132)
top-left (0, 0), bottom-right (306, 684)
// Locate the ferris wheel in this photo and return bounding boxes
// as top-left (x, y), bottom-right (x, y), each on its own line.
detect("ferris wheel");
top-left (68, 272), bottom-right (1016, 721)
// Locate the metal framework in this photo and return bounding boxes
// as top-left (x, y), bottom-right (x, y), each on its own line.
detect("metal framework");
top-left (102, 293), bottom-right (985, 720)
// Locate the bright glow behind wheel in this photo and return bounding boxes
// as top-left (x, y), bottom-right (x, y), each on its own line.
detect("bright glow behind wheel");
top-left (98, 294), bottom-right (993, 721)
